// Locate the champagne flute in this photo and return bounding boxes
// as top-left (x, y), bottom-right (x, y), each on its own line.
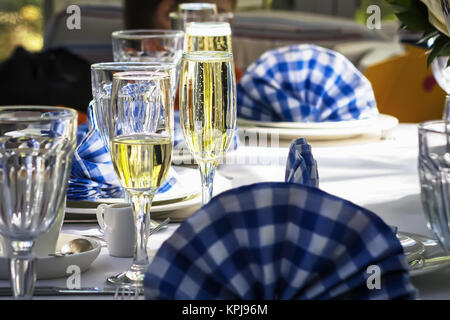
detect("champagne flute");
top-left (0, 106), bottom-right (77, 299)
top-left (184, 21), bottom-right (232, 53)
top-left (179, 51), bottom-right (236, 204)
top-left (106, 71), bottom-right (173, 287)
top-left (169, 2), bottom-right (217, 30)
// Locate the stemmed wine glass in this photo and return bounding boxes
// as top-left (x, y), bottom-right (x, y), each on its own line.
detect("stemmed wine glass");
top-left (106, 71), bottom-right (173, 286)
top-left (90, 62), bottom-right (178, 151)
top-left (179, 51), bottom-right (236, 204)
top-left (0, 106), bottom-right (78, 299)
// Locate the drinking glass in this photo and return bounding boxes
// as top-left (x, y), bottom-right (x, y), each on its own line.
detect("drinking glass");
top-left (112, 30), bottom-right (184, 65)
top-left (184, 21), bottom-right (232, 53)
top-left (91, 62), bottom-right (178, 151)
top-left (178, 2), bottom-right (217, 14)
top-left (106, 71), bottom-right (173, 286)
top-left (170, 2), bottom-right (216, 30)
top-left (419, 120), bottom-right (450, 252)
top-left (179, 51), bottom-right (236, 204)
top-left (170, 11), bottom-right (233, 32)
top-left (0, 106), bottom-right (77, 298)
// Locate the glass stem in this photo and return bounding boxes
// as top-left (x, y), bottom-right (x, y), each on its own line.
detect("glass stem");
top-left (445, 95), bottom-right (450, 152)
top-left (444, 95), bottom-right (450, 121)
top-left (9, 241), bottom-right (35, 299)
top-left (199, 161), bottom-right (216, 205)
top-left (127, 191), bottom-right (155, 276)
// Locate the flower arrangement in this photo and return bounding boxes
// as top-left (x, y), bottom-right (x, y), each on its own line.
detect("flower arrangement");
top-left (386, 0), bottom-right (450, 66)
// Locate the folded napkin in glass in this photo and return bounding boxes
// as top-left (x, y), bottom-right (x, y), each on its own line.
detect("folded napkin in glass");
top-left (237, 44), bottom-right (378, 122)
top-left (68, 102), bottom-right (239, 201)
top-left (144, 183), bottom-right (416, 299)
top-left (68, 103), bottom-right (176, 201)
top-left (285, 138), bottom-right (318, 187)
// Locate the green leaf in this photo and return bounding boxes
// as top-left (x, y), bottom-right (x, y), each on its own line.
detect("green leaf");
top-left (395, 1), bottom-right (434, 32)
top-left (427, 34), bottom-right (450, 67)
top-left (385, 0), bottom-right (412, 12)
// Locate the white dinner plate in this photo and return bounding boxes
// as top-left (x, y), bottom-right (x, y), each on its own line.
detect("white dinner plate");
top-left (237, 116), bottom-right (377, 129)
top-left (66, 166), bottom-right (202, 212)
top-left (0, 234), bottom-right (101, 280)
top-left (65, 171), bottom-right (234, 222)
top-left (237, 114), bottom-right (399, 141)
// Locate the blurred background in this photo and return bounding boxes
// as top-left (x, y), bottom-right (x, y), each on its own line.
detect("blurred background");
top-left (0, 0), bottom-right (396, 63)
top-left (0, 0), bottom-right (444, 123)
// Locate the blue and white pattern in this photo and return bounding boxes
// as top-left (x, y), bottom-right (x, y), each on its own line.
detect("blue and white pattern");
top-left (68, 102), bottom-right (176, 201)
top-left (237, 44), bottom-right (378, 122)
top-left (144, 183), bottom-right (416, 300)
top-left (68, 102), bottom-right (239, 201)
top-left (285, 138), bottom-right (318, 187)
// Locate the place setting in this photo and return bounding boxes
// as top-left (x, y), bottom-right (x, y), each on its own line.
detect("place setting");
top-left (4, 0), bottom-right (450, 304)
top-left (235, 44), bottom-right (399, 142)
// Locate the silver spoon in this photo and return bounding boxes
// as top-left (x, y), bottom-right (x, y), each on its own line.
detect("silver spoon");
top-left (49, 238), bottom-right (94, 257)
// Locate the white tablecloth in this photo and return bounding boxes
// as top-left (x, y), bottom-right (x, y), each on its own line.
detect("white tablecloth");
top-left (1, 123), bottom-right (448, 299)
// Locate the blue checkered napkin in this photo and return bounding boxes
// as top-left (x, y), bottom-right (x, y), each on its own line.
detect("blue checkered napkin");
top-left (144, 183), bottom-right (416, 300)
top-left (285, 138), bottom-right (318, 187)
top-left (237, 44), bottom-right (378, 122)
top-left (68, 102), bottom-right (176, 201)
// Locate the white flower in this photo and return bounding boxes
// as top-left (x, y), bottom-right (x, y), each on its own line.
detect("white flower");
top-left (421, 0), bottom-right (450, 37)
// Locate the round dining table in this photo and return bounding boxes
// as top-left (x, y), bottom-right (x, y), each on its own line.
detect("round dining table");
top-left (0, 122), bottom-right (447, 300)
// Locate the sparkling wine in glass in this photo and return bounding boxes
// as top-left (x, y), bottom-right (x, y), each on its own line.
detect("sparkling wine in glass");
top-left (106, 71), bottom-right (173, 287)
top-left (0, 106), bottom-right (77, 299)
top-left (179, 51), bottom-right (236, 204)
top-left (184, 21), bottom-right (232, 53)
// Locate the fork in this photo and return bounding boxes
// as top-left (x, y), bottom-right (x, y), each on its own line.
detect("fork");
top-left (113, 286), bottom-right (142, 300)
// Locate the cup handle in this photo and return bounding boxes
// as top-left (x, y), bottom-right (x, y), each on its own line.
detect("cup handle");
top-left (96, 204), bottom-right (108, 232)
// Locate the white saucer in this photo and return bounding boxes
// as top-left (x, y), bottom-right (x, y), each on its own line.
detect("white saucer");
top-left (0, 234), bottom-right (101, 280)
top-left (237, 114), bottom-right (399, 141)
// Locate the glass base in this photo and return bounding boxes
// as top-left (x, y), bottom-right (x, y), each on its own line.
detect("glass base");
top-left (107, 263), bottom-right (148, 288)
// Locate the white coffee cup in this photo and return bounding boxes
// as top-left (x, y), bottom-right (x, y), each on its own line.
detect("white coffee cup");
top-left (0, 203), bottom-right (66, 258)
top-left (96, 203), bottom-right (135, 258)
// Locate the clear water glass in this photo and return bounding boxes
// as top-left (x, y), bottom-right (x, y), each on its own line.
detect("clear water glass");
top-left (91, 62), bottom-right (178, 151)
top-left (0, 106), bottom-right (77, 299)
top-left (419, 120), bottom-right (450, 253)
top-left (111, 30), bottom-right (184, 65)
top-left (106, 71), bottom-right (174, 287)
